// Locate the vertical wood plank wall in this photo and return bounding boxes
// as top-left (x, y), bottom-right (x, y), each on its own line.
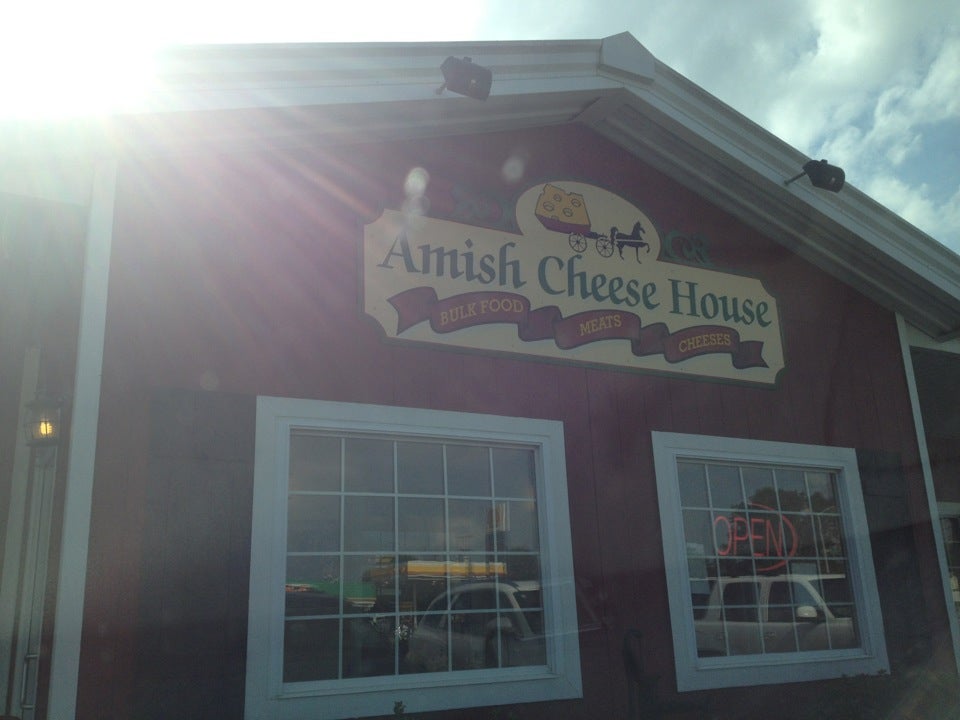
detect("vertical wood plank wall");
top-left (76, 124), bottom-right (949, 719)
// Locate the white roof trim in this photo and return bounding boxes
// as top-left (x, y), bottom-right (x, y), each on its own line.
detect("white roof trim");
top-left (4, 33), bottom-right (959, 338)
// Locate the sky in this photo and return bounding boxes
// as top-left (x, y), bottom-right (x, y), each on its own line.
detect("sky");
top-left (3, 0), bottom-right (959, 252)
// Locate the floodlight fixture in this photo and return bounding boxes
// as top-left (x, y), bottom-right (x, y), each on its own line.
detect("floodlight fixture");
top-left (785, 159), bottom-right (846, 192)
top-left (438, 56), bottom-right (492, 101)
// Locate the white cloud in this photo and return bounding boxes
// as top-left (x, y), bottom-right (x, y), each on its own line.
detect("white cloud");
top-left (867, 176), bottom-right (933, 226)
top-left (866, 175), bottom-right (960, 252)
top-left (637, 0), bottom-right (960, 249)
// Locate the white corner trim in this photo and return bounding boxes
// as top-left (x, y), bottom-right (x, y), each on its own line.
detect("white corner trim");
top-left (46, 157), bottom-right (117, 719)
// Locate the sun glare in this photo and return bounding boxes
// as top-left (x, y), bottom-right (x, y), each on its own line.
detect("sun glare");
top-left (0, 0), bottom-right (499, 120)
top-left (0, 38), bottom-right (158, 119)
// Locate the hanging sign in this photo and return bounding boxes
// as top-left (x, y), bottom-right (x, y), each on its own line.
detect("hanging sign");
top-left (363, 181), bottom-right (784, 384)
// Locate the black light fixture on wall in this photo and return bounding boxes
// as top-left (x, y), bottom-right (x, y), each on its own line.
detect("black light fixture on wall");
top-left (438, 56), bottom-right (492, 100)
top-left (785, 159), bottom-right (846, 192)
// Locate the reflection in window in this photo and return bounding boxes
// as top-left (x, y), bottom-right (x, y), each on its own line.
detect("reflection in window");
top-left (250, 399), bottom-right (580, 719)
top-left (679, 459), bottom-right (860, 658)
top-left (284, 432), bottom-right (544, 683)
top-left (654, 433), bottom-right (888, 691)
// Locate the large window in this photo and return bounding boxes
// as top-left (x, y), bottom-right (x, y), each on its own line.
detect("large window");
top-left (652, 432), bottom-right (888, 691)
top-left (246, 398), bottom-right (581, 720)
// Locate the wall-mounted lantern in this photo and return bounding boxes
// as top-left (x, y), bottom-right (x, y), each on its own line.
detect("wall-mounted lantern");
top-left (24, 395), bottom-right (62, 447)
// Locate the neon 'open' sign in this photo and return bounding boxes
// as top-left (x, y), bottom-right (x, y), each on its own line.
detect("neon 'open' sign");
top-left (713, 502), bottom-right (798, 572)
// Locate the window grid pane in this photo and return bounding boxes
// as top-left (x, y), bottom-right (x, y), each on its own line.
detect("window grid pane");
top-left (285, 432), bottom-right (544, 682)
top-left (683, 459), bottom-right (859, 658)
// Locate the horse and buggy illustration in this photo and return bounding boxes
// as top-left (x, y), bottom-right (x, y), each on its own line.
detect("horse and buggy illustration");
top-left (534, 183), bottom-right (651, 263)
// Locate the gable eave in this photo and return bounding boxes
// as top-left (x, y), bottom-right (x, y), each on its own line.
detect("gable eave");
top-left (4, 32), bottom-right (959, 339)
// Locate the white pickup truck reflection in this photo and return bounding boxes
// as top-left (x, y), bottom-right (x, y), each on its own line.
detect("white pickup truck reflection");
top-left (404, 581), bottom-right (546, 672)
top-left (694, 574), bottom-right (858, 657)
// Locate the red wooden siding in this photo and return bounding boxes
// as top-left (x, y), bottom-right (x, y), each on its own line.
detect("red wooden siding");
top-left (78, 124), bottom-right (949, 719)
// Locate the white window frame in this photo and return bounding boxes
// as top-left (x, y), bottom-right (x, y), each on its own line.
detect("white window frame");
top-left (245, 397), bottom-right (581, 720)
top-left (652, 432), bottom-right (889, 691)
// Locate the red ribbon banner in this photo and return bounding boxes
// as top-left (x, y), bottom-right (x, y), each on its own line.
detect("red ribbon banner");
top-left (388, 288), bottom-right (766, 369)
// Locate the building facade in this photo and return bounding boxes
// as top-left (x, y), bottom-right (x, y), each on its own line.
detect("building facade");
top-left (2, 33), bottom-right (960, 720)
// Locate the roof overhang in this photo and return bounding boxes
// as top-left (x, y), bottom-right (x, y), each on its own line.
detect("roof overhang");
top-left (4, 32), bottom-right (960, 339)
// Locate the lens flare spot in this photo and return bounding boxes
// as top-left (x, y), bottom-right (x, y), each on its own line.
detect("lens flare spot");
top-left (199, 370), bottom-right (220, 391)
top-left (404, 167), bottom-right (430, 198)
top-left (501, 153), bottom-right (527, 184)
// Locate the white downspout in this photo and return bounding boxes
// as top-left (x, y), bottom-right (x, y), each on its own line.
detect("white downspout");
top-left (46, 157), bottom-right (117, 719)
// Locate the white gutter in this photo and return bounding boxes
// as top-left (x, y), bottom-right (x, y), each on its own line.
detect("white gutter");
top-left (46, 158), bottom-right (116, 719)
